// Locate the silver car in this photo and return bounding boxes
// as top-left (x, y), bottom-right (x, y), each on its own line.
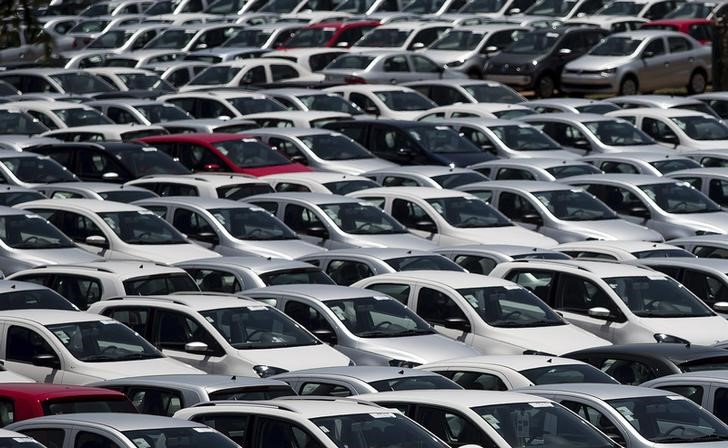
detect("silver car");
top-left (581, 151), bottom-right (702, 176)
top-left (35, 182), bottom-right (157, 203)
top-left (669, 234), bottom-right (728, 257)
top-left (404, 79), bottom-right (526, 105)
top-left (458, 180), bottom-right (664, 242)
top-left (245, 284), bottom-right (480, 366)
top-left (608, 94), bottom-right (721, 118)
top-left (87, 99), bottom-right (193, 125)
top-left (351, 22), bottom-right (451, 52)
top-left (667, 168), bottom-right (728, 210)
top-left (363, 165), bottom-right (488, 189)
top-left (469, 158), bottom-right (601, 181)
top-left (525, 98), bottom-right (620, 114)
top-left (434, 244), bottom-right (572, 274)
top-left (564, 174), bottom-right (728, 239)
top-left (245, 192), bottom-right (438, 250)
top-left (321, 51), bottom-right (465, 84)
top-left (561, 30), bottom-right (711, 95)
top-left (259, 88), bottom-right (366, 116)
top-left (135, 197), bottom-right (323, 259)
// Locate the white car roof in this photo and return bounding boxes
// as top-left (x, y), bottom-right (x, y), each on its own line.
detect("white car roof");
top-left (364, 165), bottom-right (477, 176)
top-left (325, 84), bottom-right (416, 94)
top-left (107, 293), bottom-right (264, 311)
top-left (555, 240), bottom-right (683, 252)
top-left (421, 355), bottom-right (589, 370)
top-left (19, 198), bottom-right (144, 213)
top-left (357, 389), bottom-right (551, 407)
top-left (0, 310), bottom-right (115, 325)
top-left (500, 259), bottom-right (661, 278)
top-left (261, 172), bottom-right (372, 183)
top-left (607, 107), bottom-right (714, 119)
top-left (358, 271), bottom-right (517, 288)
top-left (351, 186), bottom-right (475, 200)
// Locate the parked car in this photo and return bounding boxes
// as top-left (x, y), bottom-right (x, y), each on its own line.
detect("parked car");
top-left (182, 58), bottom-right (323, 90)
top-left (0, 186), bottom-right (46, 207)
top-left (434, 244), bottom-right (572, 275)
top-left (321, 51), bottom-right (465, 84)
top-left (469, 158), bottom-right (601, 181)
top-left (126, 173), bottom-right (274, 199)
top-left (34, 182), bottom-right (157, 203)
top-left (324, 85), bottom-right (437, 121)
top-left (608, 94), bottom-right (720, 118)
top-left (159, 91), bottom-right (286, 119)
top-left (0, 150), bottom-right (79, 189)
top-left (87, 99), bottom-right (192, 126)
top-left (262, 49), bottom-right (351, 72)
top-left (404, 79), bottom-right (526, 106)
top-left (362, 166), bottom-right (488, 189)
top-left (642, 370), bottom-right (728, 423)
top-left (0, 68), bottom-right (116, 95)
top-left (416, 103), bottom-right (536, 121)
top-left (84, 68), bottom-right (175, 93)
top-left (556, 240), bottom-right (694, 261)
top-left (262, 172), bottom-right (380, 195)
top-left (351, 22), bottom-right (451, 52)
top-left (692, 91), bottom-right (728, 121)
top-left (581, 152), bottom-right (702, 176)
top-left (1, 101), bottom-right (113, 130)
top-left (241, 111), bottom-right (352, 129)
top-left (278, 20), bottom-right (379, 48)
top-left (159, 118), bottom-right (257, 134)
top-left (669, 234), bottom-right (728, 258)
top-left (525, 98), bottom-right (620, 114)
top-left (0, 280), bottom-right (78, 311)
top-left (667, 168), bottom-right (728, 209)
top-left (41, 124), bottom-right (170, 143)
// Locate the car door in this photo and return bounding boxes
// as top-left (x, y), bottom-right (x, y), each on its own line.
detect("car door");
top-left (381, 54), bottom-right (415, 84)
top-left (151, 308), bottom-right (227, 372)
top-left (667, 35), bottom-right (697, 85)
top-left (171, 207), bottom-right (221, 250)
top-left (413, 285), bottom-right (475, 345)
top-left (409, 55), bottom-right (444, 82)
top-left (282, 203), bottom-right (336, 248)
top-left (76, 149), bottom-right (130, 182)
top-left (389, 198), bottom-right (440, 242)
top-left (636, 37), bottom-right (671, 91)
top-left (2, 323), bottom-right (65, 383)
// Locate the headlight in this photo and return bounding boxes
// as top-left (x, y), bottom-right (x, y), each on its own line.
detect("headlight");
top-left (654, 333), bottom-right (690, 344)
top-left (600, 67), bottom-right (617, 77)
top-left (253, 365), bottom-right (288, 377)
top-left (389, 359), bottom-right (421, 368)
top-left (447, 59), bottom-right (465, 67)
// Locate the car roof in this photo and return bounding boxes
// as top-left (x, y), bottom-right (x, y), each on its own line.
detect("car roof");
top-left (582, 152), bottom-right (692, 162)
top-left (357, 389), bottom-right (548, 407)
top-left (182, 397), bottom-right (387, 418)
top-left (609, 94), bottom-right (704, 107)
top-left (242, 111), bottom-right (350, 120)
top-left (176, 256), bottom-right (316, 273)
top-left (245, 127), bottom-right (338, 137)
top-left (10, 413), bottom-right (207, 431)
top-left (245, 284), bottom-right (383, 301)
top-left (0, 310), bottom-right (114, 325)
top-left (521, 112), bottom-right (615, 122)
top-left (2, 100), bottom-right (93, 110)
top-left (609, 29), bottom-right (686, 38)
top-left (637, 257), bottom-right (728, 271)
top-left (0, 384), bottom-right (127, 400)
top-left (566, 343), bottom-right (728, 362)
top-left (43, 182), bottom-right (150, 193)
top-left (669, 167), bottom-right (728, 178)
top-left (556, 240), bottom-right (682, 252)
top-left (26, 260), bottom-right (184, 278)
top-left (423, 354), bottom-right (587, 370)
top-left (504, 259), bottom-right (657, 277)
top-left (20, 198), bottom-right (144, 213)
top-left (427, 103), bottom-right (531, 113)
top-left (94, 374), bottom-right (286, 389)
top-left (646, 370), bottom-right (728, 382)
top-left (247, 192), bottom-right (361, 205)
top-left (302, 248), bottom-right (438, 259)
top-left (478, 158), bottom-right (590, 168)
top-left (522, 383), bottom-right (671, 400)
top-left (353, 186), bottom-right (474, 200)
top-left (610, 107), bottom-right (712, 118)
top-left (463, 180), bottom-right (574, 192)
top-left (274, 366), bottom-right (440, 382)
top-left (526, 98), bottom-right (616, 107)
top-left (261, 172), bottom-right (371, 182)
top-left (360, 271), bottom-right (516, 288)
top-left (564, 173), bottom-right (675, 185)
top-left (365, 165), bottom-right (476, 176)
top-left (136, 196), bottom-right (260, 209)
top-left (108, 293), bottom-right (263, 311)
top-left (435, 244), bottom-right (565, 256)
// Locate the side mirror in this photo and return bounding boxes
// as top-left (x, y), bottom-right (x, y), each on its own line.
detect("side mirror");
top-left (336, 41), bottom-right (349, 47)
top-left (85, 235), bottom-right (108, 248)
top-left (306, 226), bottom-right (329, 239)
top-left (714, 302), bottom-right (728, 313)
top-left (365, 105), bottom-right (380, 115)
top-left (102, 172), bottom-right (119, 180)
top-left (217, 115), bottom-right (231, 121)
top-left (660, 133), bottom-right (679, 147)
top-left (642, 50), bottom-right (655, 59)
top-left (628, 206), bottom-right (650, 219)
top-left (195, 43), bottom-right (208, 49)
top-left (413, 220), bottom-right (437, 233)
top-left (520, 213), bottom-right (543, 226)
top-left (313, 328), bottom-right (338, 345)
top-left (32, 354), bottom-right (60, 369)
top-left (484, 45), bottom-right (498, 53)
top-left (184, 341), bottom-right (209, 353)
top-left (290, 155), bottom-right (308, 164)
top-left (443, 317), bottom-right (471, 332)
top-left (573, 139), bottom-right (591, 150)
top-left (588, 306), bottom-right (612, 319)
top-left (194, 231), bottom-right (219, 245)
top-left (202, 163), bottom-right (221, 171)
top-left (412, 42), bottom-right (425, 50)
top-left (507, 7), bottom-right (520, 14)
top-left (558, 48), bottom-right (572, 56)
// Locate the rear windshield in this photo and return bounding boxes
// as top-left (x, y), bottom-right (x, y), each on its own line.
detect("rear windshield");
top-left (99, 190), bottom-right (157, 203)
top-left (520, 365), bottom-right (618, 385)
top-left (217, 183), bottom-right (274, 200)
top-left (369, 375), bottom-right (461, 392)
top-left (43, 398), bottom-right (137, 415)
top-left (259, 268), bottom-right (335, 286)
top-left (0, 288), bottom-right (76, 311)
top-left (680, 357), bottom-right (728, 372)
top-left (123, 273), bottom-right (200, 295)
top-left (208, 385), bottom-right (295, 400)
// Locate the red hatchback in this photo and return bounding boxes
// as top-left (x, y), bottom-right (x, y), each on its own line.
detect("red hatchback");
top-left (137, 134), bottom-right (311, 176)
top-left (0, 384), bottom-right (136, 426)
top-left (278, 21), bottom-right (380, 49)
top-left (642, 19), bottom-right (713, 44)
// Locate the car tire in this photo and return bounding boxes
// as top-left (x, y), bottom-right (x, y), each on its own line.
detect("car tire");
top-left (618, 76), bottom-right (638, 95)
top-left (534, 74), bottom-right (555, 98)
top-left (687, 70), bottom-right (707, 94)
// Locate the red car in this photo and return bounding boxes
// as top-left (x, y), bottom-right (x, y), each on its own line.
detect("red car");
top-left (137, 133), bottom-right (311, 176)
top-left (0, 384), bottom-right (136, 426)
top-left (278, 21), bottom-right (380, 49)
top-left (642, 19), bottom-right (713, 44)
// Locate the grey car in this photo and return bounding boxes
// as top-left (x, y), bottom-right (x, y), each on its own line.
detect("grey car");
top-left (469, 158), bottom-right (601, 181)
top-left (458, 180), bottom-right (664, 242)
top-left (0, 186), bottom-right (46, 207)
top-left (87, 99), bottom-right (193, 125)
top-left (259, 88), bottom-right (366, 116)
top-left (564, 174), bottom-right (728, 239)
top-left (321, 51), bottom-right (466, 84)
top-left (298, 248), bottom-right (464, 285)
top-left (362, 165), bottom-right (489, 189)
top-left (404, 79), bottom-right (526, 106)
top-left (582, 152), bottom-right (702, 176)
top-left (90, 374), bottom-right (295, 415)
top-left (525, 98), bottom-right (621, 114)
top-left (272, 366), bottom-right (462, 396)
top-left (159, 118), bottom-right (257, 134)
top-left (519, 113), bottom-right (671, 154)
top-left (608, 94), bottom-right (721, 119)
top-left (245, 128), bottom-right (398, 175)
top-left (177, 256), bottom-right (334, 292)
top-left (135, 197), bottom-right (323, 259)
top-left (667, 168), bottom-right (728, 209)
top-left (35, 182), bottom-right (157, 203)
top-left (642, 370), bottom-right (728, 424)
top-left (244, 284), bottom-right (480, 366)
top-left (669, 235), bottom-right (728, 258)
top-left (434, 244), bottom-right (572, 275)
top-left (245, 192), bottom-right (438, 250)
top-left (561, 30), bottom-right (711, 95)
top-left (520, 383), bottom-right (728, 448)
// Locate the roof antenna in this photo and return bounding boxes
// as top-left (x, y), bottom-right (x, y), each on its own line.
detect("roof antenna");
top-left (398, 370), bottom-right (404, 375)
top-left (231, 375), bottom-right (237, 380)
top-left (546, 358), bottom-right (552, 363)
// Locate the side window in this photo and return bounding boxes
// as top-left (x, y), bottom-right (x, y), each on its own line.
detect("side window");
top-left (680, 269), bottom-right (728, 308)
top-left (453, 255), bottom-right (496, 275)
top-left (326, 260), bottom-right (374, 286)
top-left (276, 183), bottom-right (310, 192)
top-left (51, 191), bottom-right (83, 199)
top-left (284, 300), bottom-right (335, 334)
top-left (459, 126), bottom-right (497, 155)
top-left (0, 398), bottom-right (14, 426)
top-left (240, 66), bottom-right (267, 85)
top-left (271, 64), bottom-right (300, 82)
top-left (255, 418), bottom-right (323, 448)
top-left (429, 86), bottom-right (467, 106)
top-left (442, 370), bottom-right (508, 391)
top-left (153, 310), bottom-right (223, 356)
top-left (642, 117), bottom-right (678, 143)
top-left (416, 287), bottom-right (468, 328)
top-left (411, 55), bottom-right (440, 73)
top-left (6, 326), bottom-right (59, 365)
top-left (497, 192), bottom-right (539, 221)
top-left (78, 151), bottom-right (124, 179)
top-left (269, 137), bottom-right (304, 161)
top-left (53, 275), bottom-right (102, 310)
top-left (599, 358), bottom-right (655, 385)
top-left (349, 93), bottom-right (377, 114)
top-left (495, 168), bottom-right (535, 180)
top-left (556, 274), bottom-right (615, 315)
top-left (106, 107), bottom-right (137, 124)
top-left (300, 382), bottom-right (352, 397)
top-left (56, 210), bottom-right (104, 243)
top-left (104, 307), bottom-right (150, 335)
top-left (13, 274), bottom-right (53, 287)
top-left (366, 283), bottom-right (411, 305)
top-left (74, 432), bottom-right (122, 448)
top-left (668, 36), bottom-right (691, 53)
top-left (643, 37), bottom-right (666, 56)
top-left (416, 406), bottom-right (487, 448)
top-left (600, 161), bottom-right (639, 174)
top-left (283, 204), bottom-right (325, 235)
top-left (188, 268), bottom-right (242, 293)
top-left (127, 387), bottom-right (183, 416)
top-left (657, 385), bottom-right (704, 405)
top-left (383, 55), bottom-right (410, 72)
top-left (709, 179), bottom-right (728, 207)
top-left (505, 270), bottom-right (555, 306)
top-left (391, 198), bottom-right (435, 229)
top-left (382, 176), bottom-right (418, 187)
top-left (689, 24), bottom-right (713, 42)
top-left (26, 111), bottom-right (58, 129)
top-left (191, 414), bottom-right (249, 445)
top-left (560, 401), bottom-right (626, 445)
top-left (586, 184), bottom-right (647, 217)
top-left (713, 388), bottom-right (728, 423)
top-left (21, 430), bottom-right (65, 448)
top-left (694, 245), bottom-right (728, 258)
top-left (172, 208), bottom-right (217, 241)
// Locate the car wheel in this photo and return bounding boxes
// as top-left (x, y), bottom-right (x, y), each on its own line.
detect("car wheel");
top-left (619, 76), bottom-right (638, 95)
top-left (535, 74), bottom-right (555, 98)
top-left (687, 70), bottom-right (707, 94)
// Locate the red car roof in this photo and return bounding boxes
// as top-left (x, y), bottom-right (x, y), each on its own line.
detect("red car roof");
top-left (138, 133), bottom-right (255, 144)
top-left (0, 384), bottom-right (128, 401)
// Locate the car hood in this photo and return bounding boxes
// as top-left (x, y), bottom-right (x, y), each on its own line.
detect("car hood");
top-left (235, 343), bottom-right (350, 371)
top-left (565, 55), bottom-right (634, 71)
top-left (491, 323), bottom-right (610, 355)
top-left (509, 149), bottom-right (580, 159)
top-left (320, 158), bottom-right (399, 175)
top-left (241, 163), bottom-right (310, 176)
top-left (559, 219), bottom-right (663, 241)
top-left (77, 356), bottom-right (204, 381)
top-left (122, 243), bottom-right (220, 264)
top-left (20, 247), bottom-right (101, 266)
top-left (421, 50), bottom-right (472, 64)
top-left (356, 333), bottom-right (480, 364)
top-left (448, 226), bottom-right (558, 247)
top-left (351, 233), bottom-right (439, 250)
top-left (679, 140), bottom-right (728, 150)
top-left (669, 212), bottom-right (728, 234)
top-left (641, 315), bottom-right (728, 345)
top-left (488, 51), bottom-right (542, 66)
top-left (430, 151), bottom-right (496, 167)
top-left (235, 239), bottom-right (323, 259)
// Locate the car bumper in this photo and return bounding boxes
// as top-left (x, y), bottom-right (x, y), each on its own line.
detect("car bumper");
top-left (560, 72), bottom-right (619, 93)
top-left (484, 73), bottom-right (533, 87)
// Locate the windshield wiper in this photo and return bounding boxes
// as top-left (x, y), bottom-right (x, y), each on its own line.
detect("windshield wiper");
top-left (390, 329), bottom-right (435, 337)
top-left (117, 352), bottom-right (161, 360)
top-left (81, 354), bottom-right (117, 362)
top-left (357, 330), bottom-right (394, 338)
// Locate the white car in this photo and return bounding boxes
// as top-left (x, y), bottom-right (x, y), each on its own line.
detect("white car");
top-left (489, 259), bottom-right (728, 345)
top-left (88, 293), bottom-right (351, 377)
top-left (324, 84), bottom-right (437, 120)
top-left (181, 58), bottom-right (324, 91)
top-left (241, 111), bottom-right (352, 129)
top-left (642, 370), bottom-right (728, 424)
top-left (416, 103), bottom-right (536, 122)
top-left (362, 166), bottom-right (489, 189)
top-left (84, 67), bottom-right (175, 92)
top-left (580, 152), bottom-right (702, 176)
top-left (35, 182), bottom-right (157, 203)
top-left (125, 173), bottom-right (274, 199)
top-left (0, 101), bottom-right (113, 129)
top-left (469, 158), bottom-right (601, 182)
top-left (554, 240), bottom-right (695, 261)
top-left (18, 199), bottom-right (220, 264)
top-left (349, 187), bottom-right (559, 247)
top-left (262, 172), bottom-right (379, 195)
top-left (0, 310), bottom-right (202, 384)
top-left (159, 90), bottom-right (286, 119)
top-left (352, 271), bottom-right (610, 355)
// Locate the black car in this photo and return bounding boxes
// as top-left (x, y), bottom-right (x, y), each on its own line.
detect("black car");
top-left (322, 120), bottom-right (496, 167)
top-left (564, 343), bottom-right (728, 385)
top-left (30, 142), bottom-right (190, 183)
top-left (484, 27), bottom-right (608, 98)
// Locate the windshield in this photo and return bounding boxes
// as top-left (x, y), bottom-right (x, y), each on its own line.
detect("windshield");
top-left (576, 104), bottom-right (620, 114)
top-left (506, 32), bottom-right (560, 54)
top-left (534, 189), bottom-right (617, 221)
top-left (259, 267), bottom-right (334, 286)
top-left (189, 66), bottom-right (240, 85)
top-left (666, 1), bottom-right (713, 18)
top-left (0, 191), bottom-right (45, 206)
top-left (327, 55), bottom-right (375, 69)
top-left (431, 30), bottom-right (484, 50)
top-left (224, 29), bottom-right (271, 47)
top-left (320, 202), bottom-right (407, 234)
top-left (134, 104), bottom-right (190, 123)
top-left (145, 29), bottom-right (195, 49)
top-left (427, 197), bottom-right (512, 228)
top-left (124, 428), bottom-right (242, 448)
top-left (585, 120), bottom-right (655, 146)
top-left (98, 210), bottom-right (188, 244)
top-left (49, 73), bottom-right (114, 94)
top-left (217, 183), bottom-right (274, 200)
top-left (208, 385), bottom-right (295, 400)
top-left (44, 398), bottom-right (136, 414)
top-left (633, 248), bottom-right (694, 258)
top-left (206, 0), bottom-right (246, 13)
top-left (313, 413), bottom-right (449, 448)
top-left (300, 134), bottom-right (372, 160)
top-left (590, 37), bottom-right (643, 56)
top-left (640, 182), bottom-right (721, 213)
top-left (671, 116), bottom-right (728, 140)
top-left (432, 172), bottom-right (489, 189)
top-left (298, 94), bottom-right (363, 115)
top-left (464, 85), bottom-right (525, 104)
top-left (1, 156), bottom-right (76, 183)
top-left (476, 402), bottom-right (616, 448)
top-left (123, 273), bottom-right (199, 295)
top-left (214, 139), bottom-right (292, 168)
top-left (200, 306), bottom-right (319, 349)
top-left (605, 276), bottom-right (715, 317)
top-left (490, 125), bottom-right (561, 151)
top-left (408, 126), bottom-right (482, 153)
top-left (386, 255), bottom-right (463, 272)
top-left (404, 0), bottom-right (446, 13)
top-left (650, 158), bottom-right (701, 173)
top-left (0, 438), bottom-right (47, 448)
top-left (606, 395), bottom-right (728, 443)
top-left (520, 365), bottom-right (618, 385)
top-left (48, 320), bottom-right (162, 362)
top-left (89, 30), bottom-right (132, 48)
top-left (460, 0), bottom-right (506, 13)
top-left (0, 288), bottom-right (76, 311)
top-left (546, 165), bottom-right (601, 178)
top-left (69, 19), bottom-right (109, 33)
top-left (326, 296), bottom-right (433, 338)
top-left (599, 1), bottom-right (642, 15)
top-left (118, 74), bottom-right (174, 92)
top-left (458, 286), bottom-right (564, 327)
top-left (0, 214), bottom-right (75, 249)
top-left (356, 28), bottom-right (410, 47)
top-left (114, 148), bottom-right (189, 176)
top-left (376, 91), bottom-right (435, 111)
top-left (284, 28), bottom-right (335, 48)
top-left (323, 180), bottom-right (379, 195)
top-left (370, 375), bottom-right (461, 391)
top-left (525, 0), bottom-right (577, 15)
top-left (0, 111), bottom-right (48, 135)
top-left (230, 97), bottom-right (286, 114)
top-left (210, 207), bottom-right (297, 240)
top-left (54, 108), bottom-right (112, 127)
top-left (676, 103), bottom-right (720, 118)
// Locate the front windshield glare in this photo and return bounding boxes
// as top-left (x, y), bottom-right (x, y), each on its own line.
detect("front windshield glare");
top-left (300, 134), bottom-right (373, 160)
top-left (375, 91), bottom-right (435, 111)
top-left (298, 94), bottom-right (363, 115)
top-left (427, 197), bottom-right (512, 228)
top-left (116, 149), bottom-right (190, 176)
top-left (464, 85), bottom-right (524, 103)
top-left (200, 306), bottom-right (319, 349)
top-left (671, 116), bottom-right (728, 140)
top-left (585, 120), bottom-right (655, 146)
top-left (590, 37), bottom-right (643, 56)
top-left (118, 74), bottom-right (174, 92)
top-left (123, 428), bottom-right (242, 448)
top-left (0, 214), bottom-right (75, 249)
top-left (606, 396), bottom-right (728, 443)
top-left (210, 207), bottom-right (297, 240)
top-left (320, 202), bottom-right (406, 234)
top-left (457, 286), bottom-right (565, 327)
top-left (313, 413), bottom-right (449, 448)
top-left (431, 31), bottom-right (484, 50)
top-left (408, 126), bottom-right (482, 153)
top-left (284, 28), bottom-right (334, 47)
top-left (605, 276), bottom-right (714, 318)
top-left (598, 1), bottom-right (641, 15)
top-left (506, 32), bottom-right (560, 54)
top-left (490, 125), bottom-right (561, 150)
top-left (214, 139), bottom-right (292, 168)
top-left (47, 320), bottom-right (162, 362)
top-left (123, 274), bottom-right (199, 295)
top-left (1, 156), bottom-right (76, 183)
top-left (533, 189), bottom-right (617, 221)
top-left (475, 402), bottom-right (616, 448)
top-left (55, 108), bottom-right (112, 126)
top-left (639, 182), bottom-right (721, 213)
top-left (98, 211), bottom-right (187, 244)
top-left (520, 365), bottom-right (618, 385)
top-left (326, 296), bottom-right (433, 337)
